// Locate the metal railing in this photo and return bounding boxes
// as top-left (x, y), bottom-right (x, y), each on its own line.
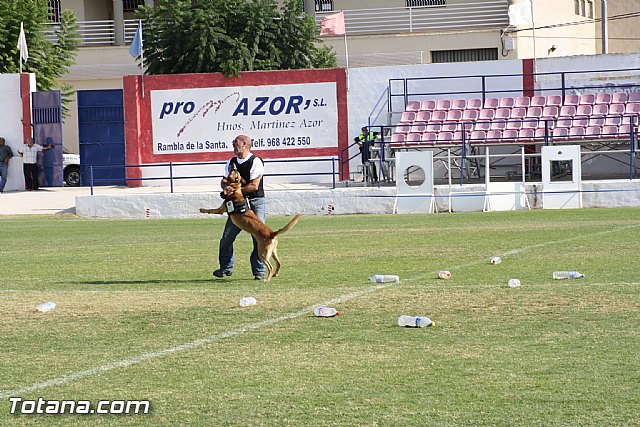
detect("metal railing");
top-left (315, 1), bottom-right (509, 36)
top-left (43, 19), bottom-right (140, 46)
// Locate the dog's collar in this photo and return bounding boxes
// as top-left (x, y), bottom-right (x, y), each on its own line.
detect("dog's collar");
top-left (225, 199), bottom-right (248, 214)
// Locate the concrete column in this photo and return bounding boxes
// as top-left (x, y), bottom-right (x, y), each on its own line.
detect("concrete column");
top-left (601, 0), bottom-right (608, 54)
top-left (113, 0), bottom-right (124, 46)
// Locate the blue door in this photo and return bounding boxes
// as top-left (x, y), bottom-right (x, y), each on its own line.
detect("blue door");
top-left (77, 89), bottom-right (126, 186)
top-left (32, 90), bottom-right (63, 187)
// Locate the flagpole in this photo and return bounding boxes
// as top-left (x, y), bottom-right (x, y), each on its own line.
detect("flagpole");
top-left (344, 31), bottom-right (349, 92)
top-left (140, 20), bottom-right (145, 99)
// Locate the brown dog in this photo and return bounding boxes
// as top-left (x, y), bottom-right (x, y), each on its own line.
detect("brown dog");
top-left (200, 168), bottom-right (301, 281)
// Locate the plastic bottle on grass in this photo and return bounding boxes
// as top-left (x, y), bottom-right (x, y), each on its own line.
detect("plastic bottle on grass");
top-left (508, 279), bottom-right (521, 288)
top-left (368, 275), bottom-right (400, 283)
top-left (438, 270), bottom-right (452, 279)
top-left (314, 306), bottom-right (340, 317)
top-left (239, 297), bottom-right (257, 307)
top-left (552, 271), bottom-right (585, 280)
top-left (36, 302), bottom-right (56, 313)
top-left (398, 315), bottom-right (434, 328)
top-left (490, 256), bottom-right (502, 265)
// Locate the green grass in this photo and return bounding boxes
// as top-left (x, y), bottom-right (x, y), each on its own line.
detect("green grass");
top-left (0, 209), bottom-right (639, 426)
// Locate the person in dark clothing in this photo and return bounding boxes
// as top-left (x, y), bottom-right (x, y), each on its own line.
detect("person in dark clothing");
top-left (354, 126), bottom-right (379, 182)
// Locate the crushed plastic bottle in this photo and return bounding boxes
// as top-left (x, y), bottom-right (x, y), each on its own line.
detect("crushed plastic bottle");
top-left (508, 279), bottom-right (521, 288)
top-left (239, 297), bottom-right (257, 307)
top-left (314, 306), bottom-right (340, 317)
top-left (552, 271), bottom-right (585, 280)
top-left (438, 270), bottom-right (452, 279)
top-left (398, 315), bottom-right (435, 328)
top-left (36, 302), bottom-right (56, 313)
top-left (490, 256), bottom-right (502, 265)
top-left (368, 275), bottom-right (400, 283)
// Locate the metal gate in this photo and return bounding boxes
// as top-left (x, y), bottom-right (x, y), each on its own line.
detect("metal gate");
top-left (32, 90), bottom-right (63, 187)
top-left (77, 89), bottom-right (126, 186)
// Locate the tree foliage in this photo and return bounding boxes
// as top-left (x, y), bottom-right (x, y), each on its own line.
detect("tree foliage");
top-left (137, 0), bottom-right (337, 76)
top-left (0, 0), bottom-right (78, 93)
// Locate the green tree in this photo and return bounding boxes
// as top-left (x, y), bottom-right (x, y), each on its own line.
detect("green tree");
top-left (137, 0), bottom-right (336, 76)
top-left (0, 0), bottom-right (78, 93)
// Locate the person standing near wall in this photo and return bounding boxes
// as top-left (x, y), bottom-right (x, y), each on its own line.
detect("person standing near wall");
top-left (17, 137), bottom-right (53, 191)
top-left (212, 134), bottom-right (267, 280)
top-left (354, 126), bottom-right (379, 182)
top-left (0, 137), bottom-right (13, 193)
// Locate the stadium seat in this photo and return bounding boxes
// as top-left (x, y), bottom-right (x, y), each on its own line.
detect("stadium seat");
top-left (511, 107), bottom-right (527, 119)
top-left (396, 123), bottom-right (412, 134)
top-left (625, 103), bottom-right (640, 114)
top-left (588, 116), bottom-right (605, 127)
top-left (530, 96), bottom-right (546, 107)
top-left (573, 117), bottom-right (589, 127)
top-left (391, 133), bottom-right (406, 143)
top-left (502, 129), bottom-right (519, 142)
top-left (495, 108), bottom-right (511, 119)
top-left (436, 131), bottom-right (454, 143)
top-left (579, 93), bottom-right (595, 105)
top-left (415, 110), bottom-right (431, 122)
top-left (420, 100), bottom-right (436, 111)
top-left (546, 95), bottom-right (562, 107)
top-left (627, 92), bottom-right (640, 103)
top-left (601, 125), bottom-right (619, 138)
top-left (595, 93), bottom-right (612, 105)
top-left (568, 126), bottom-right (586, 139)
top-left (479, 108), bottom-right (496, 120)
top-left (519, 128), bottom-right (535, 141)
top-left (486, 130), bottom-right (502, 143)
top-left (462, 109), bottom-right (479, 121)
top-left (452, 130), bottom-right (464, 142)
top-left (592, 104), bottom-right (608, 115)
top-left (499, 97), bottom-right (516, 108)
top-left (506, 119), bottom-right (523, 130)
top-left (490, 119), bottom-right (507, 130)
top-left (564, 94), bottom-right (580, 106)
top-left (451, 99), bottom-right (466, 110)
top-left (514, 96), bottom-right (530, 108)
top-left (399, 111), bottom-right (416, 123)
top-left (542, 106), bottom-right (559, 118)
top-left (431, 110), bottom-right (447, 121)
top-left (421, 132), bottom-right (438, 143)
top-left (612, 92), bottom-right (629, 104)
top-left (622, 115), bottom-right (638, 125)
top-left (406, 101), bottom-right (421, 112)
top-left (484, 98), bottom-right (500, 109)
top-left (526, 106), bottom-right (543, 118)
top-left (474, 121), bottom-right (491, 131)
top-left (426, 123), bottom-right (442, 132)
top-left (618, 124), bottom-right (633, 136)
top-left (446, 110), bottom-right (463, 121)
top-left (441, 122), bottom-right (458, 132)
top-left (556, 117), bottom-right (573, 128)
top-left (604, 116), bottom-right (622, 126)
top-left (466, 98), bottom-right (483, 110)
top-left (609, 103), bottom-right (625, 115)
top-left (585, 126), bottom-right (602, 138)
top-left (522, 118), bottom-right (539, 129)
top-left (436, 99), bottom-right (452, 110)
top-left (469, 130), bottom-right (486, 142)
top-left (552, 127), bottom-right (569, 140)
top-left (406, 132), bottom-right (423, 143)
top-left (575, 105), bottom-right (593, 116)
top-left (410, 123), bottom-right (426, 134)
top-left (559, 105), bottom-right (577, 116)
top-left (534, 127), bottom-right (550, 141)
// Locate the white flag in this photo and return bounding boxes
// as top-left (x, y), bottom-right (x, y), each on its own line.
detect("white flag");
top-left (17, 22), bottom-right (29, 65)
top-left (129, 20), bottom-right (143, 59)
top-left (508, 0), bottom-right (533, 26)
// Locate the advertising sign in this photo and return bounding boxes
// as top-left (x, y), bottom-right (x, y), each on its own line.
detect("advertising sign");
top-left (151, 82), bottom-right (338, 154)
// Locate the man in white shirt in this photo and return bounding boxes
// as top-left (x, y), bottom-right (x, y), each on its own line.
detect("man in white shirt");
top-left (17, 138), bottom-right (53, 191)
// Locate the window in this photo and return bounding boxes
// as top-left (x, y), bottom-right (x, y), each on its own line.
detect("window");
top-left (432, 48), bottom-right (498, 63)
top-left (575, 0), bottom-right (593, 18)
top-left (315, 0), bottom-right (334, 12)
top-left (123, 0), bottom-right (145, 12)
top-left (48, 0), bottom-right (61, 22)
top-left (406, 0), bottom-right (446, 6)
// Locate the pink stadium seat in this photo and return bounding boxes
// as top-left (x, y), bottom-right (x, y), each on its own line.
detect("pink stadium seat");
top-left (579, 93), bottom-right (595, 105)
top-left (406, 101), bottom-right (421, 112)
top-left (406, 132), bottom-right (423, 143)
top-left (436, 131), bottom-right (454, 143)
top-left (486, 130), bottom-right (502, 142)
top-left (522, 118), bottom-right (539, 129)
top-left (564, 94), bottom-right (580, 106)
top-left (436, 99), bottom-right (452, 110)
top-left (391, 133), bottom-right (406, 143)
top-left (618, 124), bottom-right (633, 136)
top-left (420, 100), bottom-right (436, 111)
top-left (534, 127), bottom-right (549, 140)
top-left (542, 106), bottom-right (559, 117)
top-left (495, 108), bottom-right (511, 119)
top-left (530, 96), bottom-right (546, 107)
top-left (559, 105), bottom-right (577, 117)
top-left (506, 119), bottom-right (523, 130)
top-left (585, 126), bottom-right (602, 138)
top-left (431, 110), bottom-right (447, 121)
top-left (466, 98), bottom-right (483, 110)
top-left (519, 128), bottom-right (535, 141)
top-left (622, 115), bottom-right (639, 125)
top-left (400, 111), bottom-right (416, 123)
top-left (469, 130), bottom-right (486, 142)
top-left (546, 95), bottom-right (562, 107)
top-left (410, 123), bottom-right (426, 134)
top-left (474, 121), bottom-right (491, 131)
top-left (556, 117), bottom-right (573, 128)
top-left (552, 127), bottom-right (570, 140)
top-left (574, 117), bottom-right (589, 127)
top-left (460, 121), bottom-right (474, 131)
top-left (502, 129), bottom-right (519, 142)
top-left (484, 98), bottom-right (500, 109)
top-left (625, 103), bottom-right (640, 114)
top-left (609, 103), bottom-right (625, 115)
top-left (588, 116), bottom-right (605, 127)
top-left (479, 108), bottom-right (495, 120)
top-left (575, 105), bottom-right (592, 116)
top-left (490, 119), bottom-right (507, 130)
top-left (511, 107), bottom-right (526, 119)
top-left (605, 116), bottom-right (622, 126)
top-left (415, 110), bottom-right (431, 122)
top-left (612, 92), bottom-right (629, 104)
top-left (396, 123), bottom-right (412, 133)
top-left (499, 97), bottom-right (516, 108)
top-left (451, 99), bottom-right (466, 110)
top-left (421, 132), bottom-right (437, 143)
top-left (539, 118), bottom-right (555, 130)
top-left (452, 131), bottom-right (464, 142)
top-left (592, 104), bottom-right (608, 115)
top-left (446, 110), bottom-right (463, 121)
top-left (514, 96), bottom-right (530, 108)
top-left (426, 123), bottom-right (442, 132)
top-left (526, 106), bottom-right (543, 118)
top-left (462, 109), bottom-right (479, 121)
top-left (627, 92), bottom-right (640, 103)
top-left (601, 125), bottom-right (619, 137)
top-left (441, 122), bottom-right (458, 132)
top-left (595, 93), bottom-right (612, 105)
top-left (568, 126), bottom-right (586, 139)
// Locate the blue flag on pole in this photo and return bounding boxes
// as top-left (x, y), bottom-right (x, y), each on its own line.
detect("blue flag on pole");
top-left (129, 20), bottom-right (143, 59)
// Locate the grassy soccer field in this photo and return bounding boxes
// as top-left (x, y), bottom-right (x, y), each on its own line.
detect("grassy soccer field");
top-left (0, 209), bottom-right (639, 426)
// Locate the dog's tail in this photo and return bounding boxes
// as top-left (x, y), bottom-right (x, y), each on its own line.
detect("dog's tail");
top-left (270, 214), bottom-right (301, 239)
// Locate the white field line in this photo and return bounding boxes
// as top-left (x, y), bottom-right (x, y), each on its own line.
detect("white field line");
top-left (1, 223), bottom-right (638, 399)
